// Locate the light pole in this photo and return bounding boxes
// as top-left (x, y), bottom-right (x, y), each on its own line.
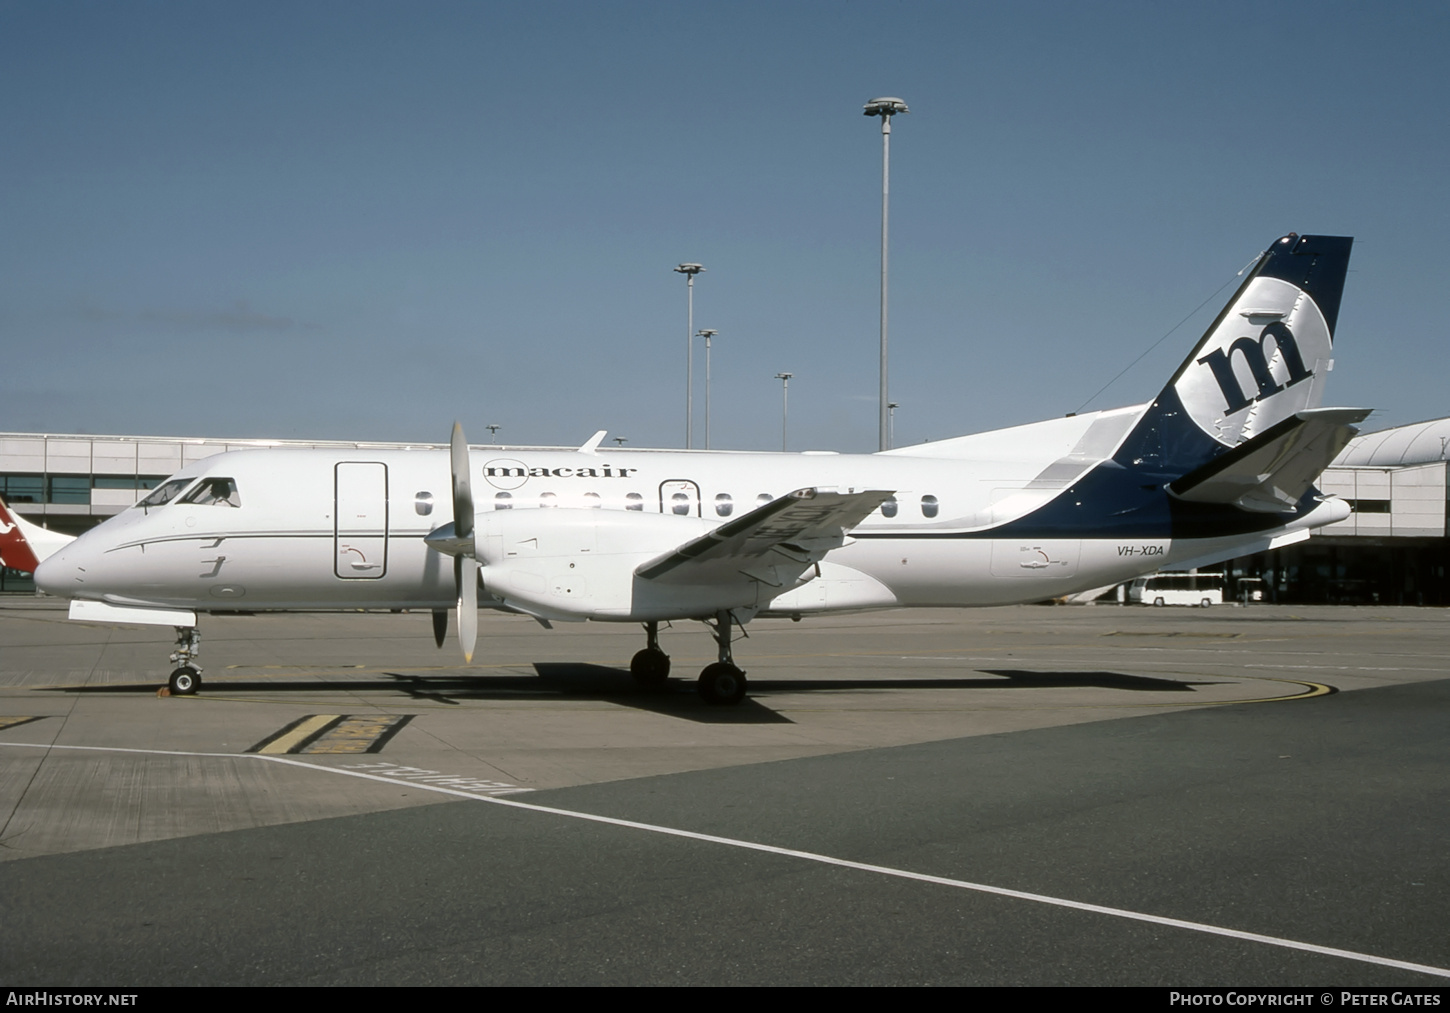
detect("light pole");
top-left (863, 97), bottom-right (908, 452)
top-left (674, 263), bottom-right (705, 448)
top-left (698, 329), bottom-right (718, 449)
top-left (613, 436), bottom-right (628, 446)
top-left (775, 372), bottom-right (793, 452)
top-left (486, 424), bottom-right (500, 444)
top-left (888, 402), bottom-right (899, 449)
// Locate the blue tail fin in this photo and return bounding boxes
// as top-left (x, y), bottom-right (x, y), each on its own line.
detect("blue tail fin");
top-left (1114, 233), bottom-right (1354, 479)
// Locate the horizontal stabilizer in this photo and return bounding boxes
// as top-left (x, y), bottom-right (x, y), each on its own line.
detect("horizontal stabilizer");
top-left (1168, 407), bottom-right (1371, 513)
top-left (637, 487), bottom-right (892, 585)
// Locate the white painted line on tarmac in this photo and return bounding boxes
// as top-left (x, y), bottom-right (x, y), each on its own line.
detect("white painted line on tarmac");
top-left (4, 738), bottom-right (1448, 981)
top-left (1246, 664), bottom-right (1407, 672)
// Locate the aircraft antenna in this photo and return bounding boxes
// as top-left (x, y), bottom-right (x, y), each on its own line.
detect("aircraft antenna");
top-left (1071, 249), bottom-right (1265, 416)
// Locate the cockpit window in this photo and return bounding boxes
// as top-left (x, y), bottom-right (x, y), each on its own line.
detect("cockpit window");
top-left (137, 478), bottom-right (193, 508)
top-left (181, 477), bottom-right (241, 507)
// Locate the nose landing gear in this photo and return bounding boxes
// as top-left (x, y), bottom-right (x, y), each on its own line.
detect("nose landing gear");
top-left (167, 625), bottom-right (203, 696)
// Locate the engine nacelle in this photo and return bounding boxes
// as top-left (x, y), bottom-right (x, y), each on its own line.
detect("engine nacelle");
top-left (475, 508), bottom-right (767, 621)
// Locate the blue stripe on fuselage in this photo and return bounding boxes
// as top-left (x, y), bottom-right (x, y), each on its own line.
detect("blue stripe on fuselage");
top-left (853, 456), bottom-right (1314, 541)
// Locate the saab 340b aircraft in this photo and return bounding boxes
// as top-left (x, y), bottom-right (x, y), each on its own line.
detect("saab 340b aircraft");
top-left (36, 233), bottom-right (1368, 704)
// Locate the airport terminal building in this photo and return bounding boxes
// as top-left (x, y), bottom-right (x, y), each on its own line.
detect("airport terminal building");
top-left (1235, 418), bottom-right (1450, 606)
top-left (3, 422), bottom-right (1448, 604)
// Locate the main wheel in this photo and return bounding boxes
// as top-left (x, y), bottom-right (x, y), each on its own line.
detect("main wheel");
top-left (168, 666), bottom-right (201, 696)
top-left (697, 663), bottom-right (747, 705)
top-left (630, 648), bottom-right (671, 689)
top-left (1200, 598), bottom-right (1213, 608)
top-left (1153, 597), bottom-right (1165, 607)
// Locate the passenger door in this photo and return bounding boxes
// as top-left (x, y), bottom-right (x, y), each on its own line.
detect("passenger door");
top-left (335, 462), bottom-right (389, 578)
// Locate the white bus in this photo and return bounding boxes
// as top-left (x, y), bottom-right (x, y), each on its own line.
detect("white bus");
top-left (1127, 572), bottom-right (1224, 608)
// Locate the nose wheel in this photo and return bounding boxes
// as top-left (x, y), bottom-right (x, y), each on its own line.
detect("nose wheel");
top-left (168, 666), bottom-right (201, 696)
top-left (697, 610), bottom-right (747, 705)
top-left (166, 625), bottom-right (203, 696)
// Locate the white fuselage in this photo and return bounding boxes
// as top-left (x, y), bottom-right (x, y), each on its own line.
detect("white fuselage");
top-left (35, 406), bottom-right (1343, 623)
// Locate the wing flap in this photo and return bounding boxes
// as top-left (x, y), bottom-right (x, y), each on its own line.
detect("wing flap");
top-left (636, 488), bottom-right (892, 585)
top-left (1169, 407), bottom-right (1372, 513)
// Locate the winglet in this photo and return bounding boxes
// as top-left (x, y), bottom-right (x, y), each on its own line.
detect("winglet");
top-left (578, 431), bottom-right (607, 456)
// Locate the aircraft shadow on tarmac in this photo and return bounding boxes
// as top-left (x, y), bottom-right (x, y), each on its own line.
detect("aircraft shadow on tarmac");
top-left (51, 666), bottom-right (1217, 725)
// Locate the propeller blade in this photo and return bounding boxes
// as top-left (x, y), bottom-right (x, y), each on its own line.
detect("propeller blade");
top-left (445, 422), bottom-right (479, 662)
top-left (450, 421), bottom-right (474, 541)
top-left (431, 608), bottom-right (448, 649)
top-left (457, 556), bottom-right (479, 663)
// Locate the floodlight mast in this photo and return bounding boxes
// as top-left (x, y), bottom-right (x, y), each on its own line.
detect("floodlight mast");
top-left (863, 97), bottom-right (908, 452)
top-left (775, 372), bottom-right (793, 452)
top-left (674, 263), bottom-right (705, 448)
top-left (698, 329), bottom-right (719, 449)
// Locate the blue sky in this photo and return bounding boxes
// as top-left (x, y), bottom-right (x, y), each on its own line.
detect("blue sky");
top-left (3, 1), bottom-right (1447, 451)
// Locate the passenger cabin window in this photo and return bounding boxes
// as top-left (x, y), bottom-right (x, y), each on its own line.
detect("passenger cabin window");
top-left (671, 492), bottom-right (691, 516)
top-left (494, 492), bottom-right (513, 510)
top-left (137, 478), bottom-right (193, 508)
top-left (540, 492), bottom-right (557, 507)
top-left (715, 493), bottom-right (733, 517)
top-left (625, 492), bottom-right (644, 512)
top-left (921, 494), bottom-right (939, 519)
top-left (584, 492), bottom-right (602, 508)
top-left (756, 493), bottom-right (773, 506)
top-left (881, 496), bottom-right (898, 519)
top-left (182, 478), bottom-right (240, 507)
top-left (415, 492), bottom-right (434, 516)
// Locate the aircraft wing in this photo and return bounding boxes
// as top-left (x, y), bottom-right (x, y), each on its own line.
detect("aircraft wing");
top-left (636, 487), bottom-right (892, 587)
top-left (1168, 407), bottom-right (1372, 513)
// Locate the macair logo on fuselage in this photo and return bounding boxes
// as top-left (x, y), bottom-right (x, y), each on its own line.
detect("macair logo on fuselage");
top-left (1195, 322), bottom-right (1313, 415)
top-left (482, 458), bottom-right (638, 491)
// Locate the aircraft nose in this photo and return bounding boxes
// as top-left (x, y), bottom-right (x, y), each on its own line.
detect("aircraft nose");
top-left (33, 546), bottom-right (79, 598)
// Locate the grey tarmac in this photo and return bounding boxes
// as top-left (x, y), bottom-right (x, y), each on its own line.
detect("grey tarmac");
top-left (0, 599), bottom-right (1447, 985)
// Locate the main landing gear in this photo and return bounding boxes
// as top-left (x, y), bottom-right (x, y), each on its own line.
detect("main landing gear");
top-left (628, 613), bottom-right (748, 705)
top-left (167, 625), bottom-right (203, 696)
top-left (630, 621), bottom-right (671, 689)
top-left (698, 610), bottom-right (747, 706)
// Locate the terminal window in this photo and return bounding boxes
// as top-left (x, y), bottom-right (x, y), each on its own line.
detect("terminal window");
top-left (0, 474), bottom-right (43, 503)
top-left (47, 476), bottom-right (90, 504)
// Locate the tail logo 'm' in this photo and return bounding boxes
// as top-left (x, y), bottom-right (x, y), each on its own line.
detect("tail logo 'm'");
top-left (1196, 321), bottom-right (1313, 415)
top-left (1174, 275), bottom-right (1332, 447)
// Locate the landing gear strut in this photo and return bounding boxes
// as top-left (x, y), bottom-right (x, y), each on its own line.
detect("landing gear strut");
top-left (697, 610), bottom-right (747, 706)
top-left (630, 621), bottom-right (671, 689)
top-left (168, 625), bottom-right (202, 696)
